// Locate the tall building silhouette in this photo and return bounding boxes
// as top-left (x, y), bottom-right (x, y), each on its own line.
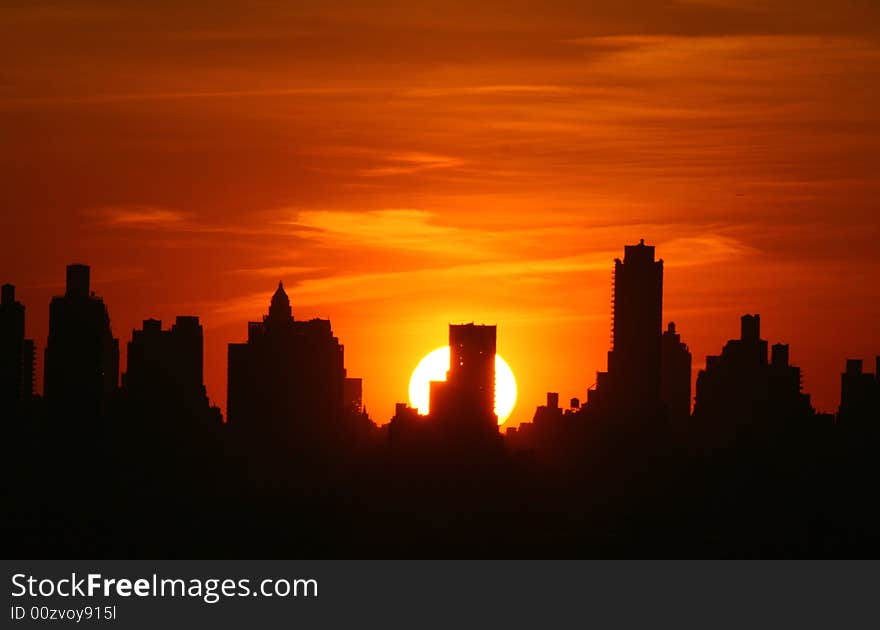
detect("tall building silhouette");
top-left (429, 323), bottom-right (499, 443)
top-left (838, 358), bottom-right (879, 426)
top-left (389, 323), bottom-right (501, 453)
top-left (1, 284), bottom-right (35, 419)
top-left (661, 321), bottom-right (692, 425)
top-left (589, 239), bottom-right (664, 415)
top-left (344, 377), bottom-right (364, 414)
top-left (694, 314), bottom-right (812, 443)
top-left (123, 316), bottom-right (215, 417)
top-left (44, 265), bottom-right (119, 422)
top-left (227, 282), bottom-right (347, 447)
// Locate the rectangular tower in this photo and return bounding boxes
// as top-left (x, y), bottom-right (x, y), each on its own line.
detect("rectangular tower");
top-left (1, 284), bottom-right (30, 417)
top-left (448, 323), bottom-right (496, 419)
top-left (44, 264), bottom-right (119, 423)
top-left (429, 323), bottom-right (498, 436)
top-left (661, 321), bottom-right (692, 424)
top-left (607, 239), bottom-right (664, 410)
top-left (124, 316), bottom-right (206, 408)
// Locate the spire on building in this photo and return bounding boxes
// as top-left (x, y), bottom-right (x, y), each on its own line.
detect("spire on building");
top-left (268, 281), bottom-right (293, 324)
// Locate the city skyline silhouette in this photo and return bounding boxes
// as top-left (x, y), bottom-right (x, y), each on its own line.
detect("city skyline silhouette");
top-left (2, 0), bottom-right (879, 561)
top-left (4, 3), bottom-right (880, 430)
top-left (3, 240), bottom-right (879, 558)
top-left (2, 244), bottom-right (878, 428)
top-left (3, 258), bottom-right (878, 428)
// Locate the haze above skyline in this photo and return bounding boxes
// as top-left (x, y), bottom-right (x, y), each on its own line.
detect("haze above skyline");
top-left (2, 1), bottom-right (879, 425)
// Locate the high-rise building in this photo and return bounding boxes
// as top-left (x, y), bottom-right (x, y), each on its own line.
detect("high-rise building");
top-left (589, 240), bottom-right (664, 415)
top-left (1, 284), bottom-right (35, 418)
top-left (123, 316), bottom-right (210, 412)
top-left (44, 265), bottom-right (119, 423)
top-left (661, 321), bottom-right (692, 424)
top-left (838, 358), bottom-right (880, 426)
top-left (429, 323), bottom-right (499, 441)
top-left (22, 339), bottom-right (35, 410)
top-left (227, 282), bottom-right (347, 446)
top-left (344, 377), bottom-right (363, 414)
top-left (694, 314), bottom-right (812, 443)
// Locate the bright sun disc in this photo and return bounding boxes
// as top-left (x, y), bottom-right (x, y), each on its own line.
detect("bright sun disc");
top-left (408, 346), bottom-right (517, 425)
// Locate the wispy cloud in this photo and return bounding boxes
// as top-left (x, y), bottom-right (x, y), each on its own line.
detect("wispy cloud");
top-left (206, 228), bottom-right (752, 324)
top-left (208, 254), bottom-right (610, 321)
top-left (282, 208), bottom-right (484, 256)
top-left (356, 152), bottom-right (465, 177)
top-left (0, 87), bottom-right (367, 108)
top-left (401, 85), bottom-right (577, 98)
top-left (87, 205), bottom-right (316, 240)
top-left (229, 265), bottom-right (323, 278)
top-left (661, 234), bottom-right (756, 266)
top-left (91, 206), bottom-right (191, 229)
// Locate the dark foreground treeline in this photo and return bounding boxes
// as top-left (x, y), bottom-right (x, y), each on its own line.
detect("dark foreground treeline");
top-left (4, 401), bottom-right (880, 559)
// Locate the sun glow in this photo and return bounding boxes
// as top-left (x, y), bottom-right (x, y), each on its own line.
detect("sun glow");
top-left (408, 346), bottom-right (517, 425)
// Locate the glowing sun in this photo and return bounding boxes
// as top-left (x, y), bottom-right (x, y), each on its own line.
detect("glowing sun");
top-left (408, 346), bottom-right (517, 425)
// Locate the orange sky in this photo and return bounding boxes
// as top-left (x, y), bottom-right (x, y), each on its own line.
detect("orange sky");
top-left (2, 1), bottom-right (879, 426)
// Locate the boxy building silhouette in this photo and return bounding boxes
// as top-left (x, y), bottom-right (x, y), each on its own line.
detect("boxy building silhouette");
top-left (430, 325), bottom-right (496, 419)
top-left (123, 316), bottom-right (219, 422)
top-left (661, 321), bottom-right (692, 426)
top-left (389, 323), bottom-right (502, 452)
top-left (0, 284), bottom-right (35, 420)
top-left (694, 314), bottom-right (813, 445)
top-left (838, 358), bottom-right (880, 427)
top-left (429, 323), bottom-right (500, 443)
top-left (43, 264), bottom-right (119, 424)
top-left (344, 377), bottom-right (364, 415)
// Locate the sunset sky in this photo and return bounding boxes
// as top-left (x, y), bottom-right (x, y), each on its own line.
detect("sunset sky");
top-left (2, 1), bottom-right (879, 426)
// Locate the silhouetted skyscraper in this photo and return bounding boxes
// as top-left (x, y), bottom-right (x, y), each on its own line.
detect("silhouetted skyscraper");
top-left (661, 321), bottom-right (692, 425)
top-left (1, 284), bottom-right (35, 418)
top-left (124, 316), bottom-right (211, 412)
top-left (44, 264), bottom-right (119, 423)
top-left (344, 377), bottom-right (363, 414)
top-left (838, 358), bottom-right (880, 426)
top-left (227, 282), bottom-right (347, 448)
top-left (22, 339), bottom-right (35, 409)
top-left (430, 324), bottom-right (496, 419)
top-left (429, 323), bottom-right (499, 443)
top-left (694, 314), bottom-right (812, 444)
top-left (589, 240), bottom-right (663, 415)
